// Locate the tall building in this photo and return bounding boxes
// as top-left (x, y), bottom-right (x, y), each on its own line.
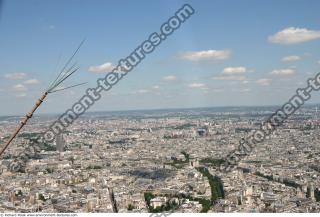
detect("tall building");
top-left (309, 183), bottom-right (315, 201)
top-left (56, 134), bottom-right (65, 152)
top-left (108, 187), bottom-right (118, 213)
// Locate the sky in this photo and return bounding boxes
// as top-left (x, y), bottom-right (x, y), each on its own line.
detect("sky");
top-left (0, 0), bottom-right (320, 116)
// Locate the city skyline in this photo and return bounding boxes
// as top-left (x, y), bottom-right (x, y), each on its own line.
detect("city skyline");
top-left (1, 105), bottom-right (320, 213)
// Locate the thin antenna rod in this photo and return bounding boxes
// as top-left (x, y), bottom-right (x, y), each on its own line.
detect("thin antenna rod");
top-left (48, 63), bottom-right (78, 92)
top-left (53, 64), bottom-right (78, 87)
top-left (49, 82), bottom-right (87, 93)
top-left (48, 39), bottom-right (85, 90)
top-left (48, 67), bottom-right (80, 92)
top-left (0, 40), bottom-right (86, 158)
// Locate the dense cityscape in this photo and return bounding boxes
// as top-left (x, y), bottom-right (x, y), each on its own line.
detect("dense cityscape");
top-left (1, 105), bottom-right (320, 213)
top-left (1, 0), bottom-right (320, 216)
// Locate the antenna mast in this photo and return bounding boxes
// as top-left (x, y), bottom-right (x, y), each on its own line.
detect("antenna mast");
top-left (0, 40), bottom-right (86, 157)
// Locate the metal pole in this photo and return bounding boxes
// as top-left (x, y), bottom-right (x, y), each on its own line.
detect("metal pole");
top-left (0, 92), bottom-right (48, 157)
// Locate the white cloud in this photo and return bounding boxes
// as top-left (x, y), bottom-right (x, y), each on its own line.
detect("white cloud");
top-left (152, 85), bottom-right (160, 89)
top-left (162, 75), bottom-right (177, 81)
top-left (242, 80), bottom-right (249, 84)
top-left (188, 83), bottom-right (206, 88)
top-left (318, 60), bottom-right (320, 65)
top-left (16, 93), bottom-right (27, 98)
top-left (201, 86), bottom-right (209, 90)
top-left (212, 75), bottom-right (246, 81)
top-left (180, 50), bottom-right (231, 61)
top-left (256, 78), bottom-right (272, 86)
top-left (4, 73), bottom-right (27, 80)
top-left (240, 88), bottom-right (251, 92)
top-left (211, 88), bottom-right (223, 93)
top-left (222, 67), bottom-right (247, 75)
top-left (212, 67), bottom-right (247, 81)
top-left (136, 89), bottom-right (149, 94)
top-left (268, 27), bottom-right (320, 44)
top-left (88, 62), bottom-right (115, 73)
top-left (13, 84), bottom-right (27, 92)
top-left (24, 79), bottom-right (40, 85)
top-left (281, 55), bottom-right (301, 62)
top-left (270, 69), bottom-right (295, 76)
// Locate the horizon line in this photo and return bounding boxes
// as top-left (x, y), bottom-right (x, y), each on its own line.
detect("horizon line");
top-left (1, 103), bottom-right (320, 118)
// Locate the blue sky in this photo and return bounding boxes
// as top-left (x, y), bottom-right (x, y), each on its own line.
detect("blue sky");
top-left (0, 0), bottom-right (320, 116)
